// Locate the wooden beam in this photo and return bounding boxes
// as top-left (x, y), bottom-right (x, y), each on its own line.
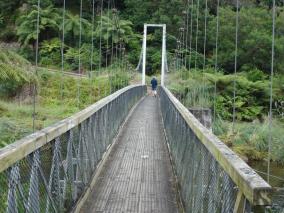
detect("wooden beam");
top-left (233, 191), bottom-right (245, 213)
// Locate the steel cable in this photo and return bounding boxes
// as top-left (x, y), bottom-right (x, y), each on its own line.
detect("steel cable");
top-left (189, 0), bottom-right (194, 70)
top-left (60, 0), bottom-right (66, 101)
top-left (185, 0), bottom-right (190, 68)
top-left (32, 0), bottom-right (41, 132)
top-left (201, 0), bottom-right (208, 113)
top-left (194, 0), bottom-right (200, 70)
top-left (232, 0), bottom-right (240, 134)
top-left (213, 0), bottom-right (220, 126)
top-left (267, 0), bottom-right (276, 184)
top-left (89, 0), bottom-right (96, 103)
top-left (77, 0), bottom-right (83, 108)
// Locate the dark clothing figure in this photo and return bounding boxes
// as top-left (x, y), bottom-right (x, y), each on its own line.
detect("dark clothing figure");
top-left (151, 78), bottom-right (158, 90)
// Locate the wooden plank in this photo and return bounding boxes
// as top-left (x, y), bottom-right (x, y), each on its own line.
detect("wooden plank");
top-left (161, 86), bottom-right (272, 206)
top-left (78, 96), bottom-right (178, 213)
top-left (0, 85), bottom-right (146, 173)
top-left (233, 191), bottom-right (245, 213)
top-left (72, 96), bottom-right (146, 213)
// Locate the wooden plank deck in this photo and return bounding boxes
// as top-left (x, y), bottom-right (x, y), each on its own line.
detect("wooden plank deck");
top-left (80, 96), bottom-right (179, 213)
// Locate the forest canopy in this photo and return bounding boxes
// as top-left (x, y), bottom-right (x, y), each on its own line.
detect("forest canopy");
top-left (0, 0), bottom-right (283, 74)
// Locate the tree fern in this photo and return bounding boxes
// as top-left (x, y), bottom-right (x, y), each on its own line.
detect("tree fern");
top-left (0, 48), bottom-right (37, 94)
top-left (16, 5), bottom-right (60, 46)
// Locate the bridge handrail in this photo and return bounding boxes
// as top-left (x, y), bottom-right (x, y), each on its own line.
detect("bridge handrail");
top-left (0, 85), bottom-right (142, 174)
top-left (161, 86), bottom-right (271, 206)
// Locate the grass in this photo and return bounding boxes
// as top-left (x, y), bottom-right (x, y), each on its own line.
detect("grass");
top-left (213, 116), bottom-right (284, 163)
top-left (0, 67), bottom-right (134, 148)
top-left (166, 68), bottom-right (284, 163)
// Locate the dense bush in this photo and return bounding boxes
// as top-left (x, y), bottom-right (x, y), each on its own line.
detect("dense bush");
top-left (208, 7), bottom-right (284, 74)
top-left (168, 68), bottom-right (279, 122)
top-left (213, 117), bottom-right (284, 163)
top-left (0, 49), bottom-right (37, 97)
top-left (211, 73), bottom-right (270, 121)
top-left (40, 38), bottom-right (62, 66)
top-left (109, 70), bottom-right (130, 91)
top-left (64, 43), bottom-right (100, 71)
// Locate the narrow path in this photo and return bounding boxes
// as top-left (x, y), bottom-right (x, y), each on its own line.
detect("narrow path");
top-left (80, 96), bottom-right (179, 213)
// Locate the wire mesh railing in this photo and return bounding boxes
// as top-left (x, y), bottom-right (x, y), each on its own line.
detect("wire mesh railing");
top-left (0, 85), bottom-right (146, 213)
top-left (159, 86), bottom-right (272, 213)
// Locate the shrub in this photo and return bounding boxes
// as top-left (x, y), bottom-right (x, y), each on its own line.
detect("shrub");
top-left (109, 71), bottom-right (129, 92)
top-left (40, 38), bottom-right (61, 66)
top-left (0, 49), bottom-right (37, 97)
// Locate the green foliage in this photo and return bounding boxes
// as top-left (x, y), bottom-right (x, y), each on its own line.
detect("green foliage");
top-left (109, 70), bottom-right (130, 91)
top-left (187, 50), bottom-right (210, 69)
top-left (209, 73), bottom-right (270, 121)
top-left (213, 118), bottom-right (284, 163)
top-left (168, 69), bottom-right (214, 108)
top-left (146, 47), bottom-right (162, 73)
top-left (0, 49), bottom-right (37, 97)
top-left (65, 43), bottom-right (100, 71)
top-left (0, 116), bottom-right (31, 148)
top-left (63, 11), bottom-right (91, 44)
top-left (0, 0), bottom-right (21, 16)
top-left (26, 0), bottom-right (54, 8)
top-left (40, 38), bottom-right (62, 66)
top-left (0, 14), bottom-right (3, 27)
top-left (208, 7), bottom-right (284, 74)
top-left (0, 66), bottom-right (132, 147)
top-left (244, 68), bottom-right (268, 82)
top-left (0, 25), bottom-right (17, 41)
top-left (16, 5), bottom-right (60, 46)
top-left (168, 68), bottom-right (274, 122)
top-left (122, 0), bottom-right (184, 34)
top-left (96, 13), bottom-right (137, 45)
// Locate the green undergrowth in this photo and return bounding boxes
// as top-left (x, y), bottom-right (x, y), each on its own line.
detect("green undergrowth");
top-left (167, 68), bottom-right (284, 163)
top-left (0, 48), bottom-right (37, 97)
top-left (0, 66), bottom-right (132, 148)
top-left (213, 117), bottom-right (284, 163)
top-left (167, 68), bottom-right (284, 121)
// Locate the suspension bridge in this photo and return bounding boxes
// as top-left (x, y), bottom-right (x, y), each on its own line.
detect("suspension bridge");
top-left (0, 0), bottom-right (282, 212)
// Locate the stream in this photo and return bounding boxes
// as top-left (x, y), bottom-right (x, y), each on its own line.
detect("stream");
top-left (249, 161), bottom-right (284, 188)
top-left (249, 161), bottom-right (284, 211)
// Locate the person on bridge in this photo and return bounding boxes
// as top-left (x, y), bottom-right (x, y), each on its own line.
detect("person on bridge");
top-left (151, 77), bottom-right (158, 97)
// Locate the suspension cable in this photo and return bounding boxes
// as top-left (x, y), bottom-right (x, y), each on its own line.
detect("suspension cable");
top-left (90, 0), bottom-right (95, 77)
top-left (232, 0), bottom-right (240, 134)
top-left (189, 0), bottom-right (194, 70)
top-left (202, 0), bottom-right (208, 110)
top-left (213, 0), bottom-right (220, 125)
top-left (202, 0), bottom-right (208, 71)
top-left (194, 0), bottom-right (200, 70)
top-left (106, 0), bottom-right (110, 69)
top-left (60, 0), bottom-right (66, 100)
top-left (267, 0), bottom-right (276, 184)
top-left (112, 4), bottom-right (120, 90)
top-left (106, 0), bottom-right (112, 94)
top-left (99, 0), bottom-right (104, 79)
top-left (111, 0), bottom-right (115, 67)
top-left (116, 9), bottom-right (125, 88)
top-left (90, 0), bottom-right (96, 103)
top-left (77, 0), bottom-right (83, 108)
top-left (179, 27), bottom-right (185, 68)
top-left (185, 0), bottom-right (190, 68)
top-left (33, 0), bottom-right (41, 132)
